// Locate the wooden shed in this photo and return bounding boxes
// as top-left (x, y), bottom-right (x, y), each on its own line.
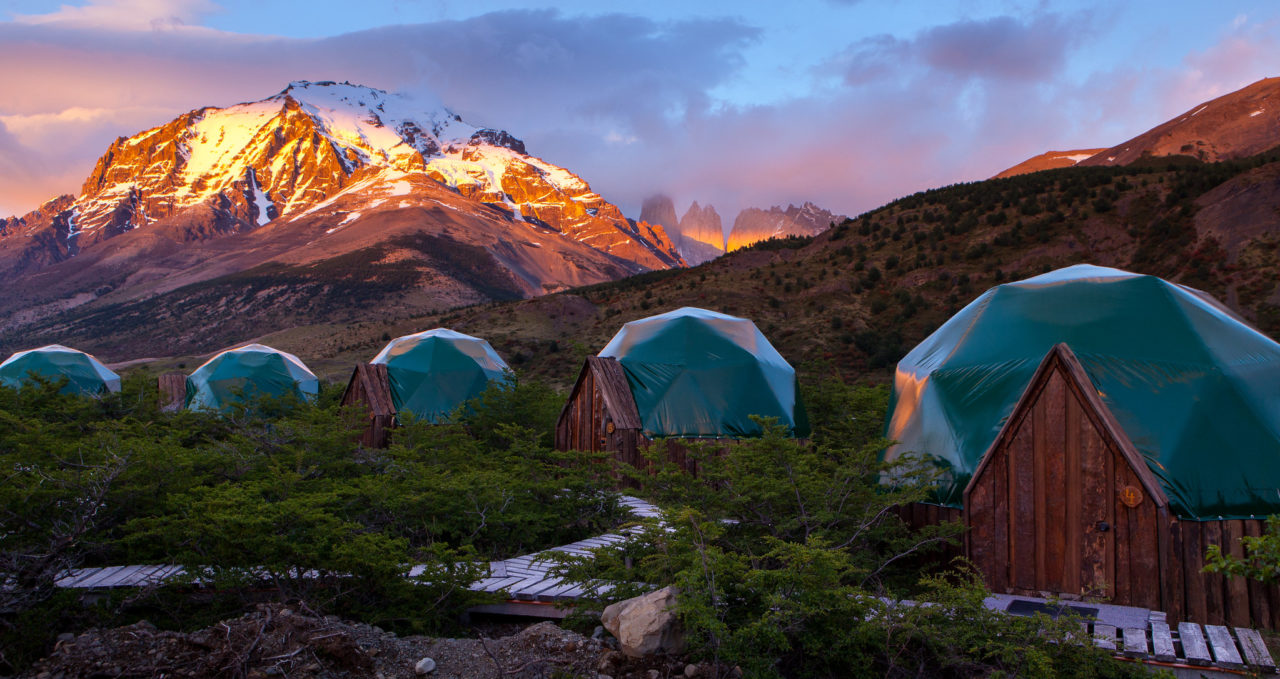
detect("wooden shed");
top-left (340, 363), bottom-right (396, 448)
top-left (557, 308), bottom-right (809, 477)
top-left (962, 343), bottom-right (1280, 628)
top-left (554, 356), bottom-right (707, 476)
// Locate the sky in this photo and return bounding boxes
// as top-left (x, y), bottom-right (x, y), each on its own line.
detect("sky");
top-left (2, 0), bottom-right (1280, 223)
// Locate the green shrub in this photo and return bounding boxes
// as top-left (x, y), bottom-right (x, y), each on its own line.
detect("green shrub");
top-left (551, 379), bottom-right (1154, 678)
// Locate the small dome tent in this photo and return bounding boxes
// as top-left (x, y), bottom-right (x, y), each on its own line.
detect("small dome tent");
top-left (0, 344), bottom-right (120, 395)
top-left (370, 328), bottom-right (510, 423)
top-left (885, 264), bottom-right (1280, 519)
top-left (597, 307), bottom-right (808, 438)
top-left (186, 344), bottom-right (318, 411)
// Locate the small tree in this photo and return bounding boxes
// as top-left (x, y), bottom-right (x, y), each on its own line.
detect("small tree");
top-left (1205, 516), bottom-right (1280, 583)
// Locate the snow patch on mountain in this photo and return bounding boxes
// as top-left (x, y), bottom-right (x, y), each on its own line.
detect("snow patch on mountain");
top-left (247, 169), bottom-right (273, 226)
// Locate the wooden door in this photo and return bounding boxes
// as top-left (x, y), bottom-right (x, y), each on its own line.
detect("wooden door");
top-left (966, 345), bottom-right (1164, 608)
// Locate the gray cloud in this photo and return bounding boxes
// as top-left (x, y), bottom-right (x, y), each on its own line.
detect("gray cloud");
top-left (918, 14), bottom-right (1081, 82)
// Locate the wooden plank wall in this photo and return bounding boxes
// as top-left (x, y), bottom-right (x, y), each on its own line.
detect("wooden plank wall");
top-left (157, 373), bottom-right (187, 412)
top-left (1166, 518), bottom-right (1279, 629)
top-left (897, 502), bottom-right (965, 562)
top-left (555, 360), bottom-right (607, 452)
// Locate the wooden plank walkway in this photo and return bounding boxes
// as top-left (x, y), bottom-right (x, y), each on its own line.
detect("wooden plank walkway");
top-left (1067, 617), bottom-right (1276, 672)
top-left (37, 496), bottom-right (1280, 674)
top-left (465, 496), bottom-right (658, 604)
top-left (48, 496), bottom-right (660, 594)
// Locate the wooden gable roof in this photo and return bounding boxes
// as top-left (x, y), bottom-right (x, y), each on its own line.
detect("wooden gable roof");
top-left (559, 355), bottom-right (642, 431)
top-left (340, 363), bottom-right (396, 418)
top-left (964, 342), bottom-right (1169, 509)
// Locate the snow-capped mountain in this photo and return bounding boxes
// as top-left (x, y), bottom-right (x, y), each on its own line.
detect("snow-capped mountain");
top-left (0, 82), bottom-right (685, 353)
top-left (1, 81), bottom-right (680, 272)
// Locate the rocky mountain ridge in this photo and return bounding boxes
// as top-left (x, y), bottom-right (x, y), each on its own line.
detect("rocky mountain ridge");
top-left (1000, 77), bottom-right (1280, 177)
top-left (638, 196), bottom-right (844, 264)
top-left (995, 149), bottom-right (1108, 178)
top-left (726, 202), bottom-right (845, 252)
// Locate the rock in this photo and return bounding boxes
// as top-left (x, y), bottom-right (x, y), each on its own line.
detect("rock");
top-left (646, 670), bottom-right (661, 679)
top-left (414, 656), bottom-right (436, 674)
top-left (684, 664), bottom-right (700, 677)
top-left (55, 633), bottom-right (76, 644)
top-left (592, 625), bottom-right (605, 640)
top-left (600, 586), bottom-right (685, 658)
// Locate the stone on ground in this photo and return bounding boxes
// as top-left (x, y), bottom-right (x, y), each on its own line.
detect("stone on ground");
top-left (600, 586), bottom-right (685, 658)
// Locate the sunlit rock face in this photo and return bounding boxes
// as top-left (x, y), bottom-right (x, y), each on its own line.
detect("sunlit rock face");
top-left (638, 195), bottom-right (725, 266)
top-left (0, 81), bottom-right (684, 278)
top-left (726, 202), bottom-right (844, 251)
top-left (679, 201), bottom-right (725, 256)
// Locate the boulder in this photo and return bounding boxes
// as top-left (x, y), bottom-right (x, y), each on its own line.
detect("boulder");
top-left (600, 586), bottom-right (685, 658)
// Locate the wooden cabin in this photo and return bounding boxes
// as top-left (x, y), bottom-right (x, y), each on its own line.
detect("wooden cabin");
top-left (555, 356), bottom-right (713, 477)
top-left (955, 343), bottom-right (1280, 628)
top-left (340, 363), bottom-right (396, 448)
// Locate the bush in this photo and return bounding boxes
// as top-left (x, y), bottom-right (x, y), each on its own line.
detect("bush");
top-left (551, 379), bottom-right (1153, 678)
top-left (0, 372), bottom-right (620, 672)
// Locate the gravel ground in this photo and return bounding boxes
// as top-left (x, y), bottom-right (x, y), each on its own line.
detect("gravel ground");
top-left (18, 604), bottom-right (721, 679)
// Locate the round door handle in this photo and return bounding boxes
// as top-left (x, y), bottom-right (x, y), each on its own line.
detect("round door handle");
top-left (1095, 521), bottom-right (1110, 532)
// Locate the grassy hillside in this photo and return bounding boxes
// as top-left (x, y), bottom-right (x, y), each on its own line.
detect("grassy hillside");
top-left (10, 150), bottom-right (1280, 388)
top-left (285, 151), bottom-right (1280, 388)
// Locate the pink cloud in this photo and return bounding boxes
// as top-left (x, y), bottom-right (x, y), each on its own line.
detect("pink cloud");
top-left (12, 0), bottom-right (221, 30)
top-left (2, 6), bottom-right (1279, 232)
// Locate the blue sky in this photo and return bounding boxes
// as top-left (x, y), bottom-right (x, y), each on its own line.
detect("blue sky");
top-left (2, 0), bottom-right (1278, 221)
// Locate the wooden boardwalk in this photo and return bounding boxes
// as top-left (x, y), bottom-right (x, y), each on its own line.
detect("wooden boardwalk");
top-left (43, 495), bottom-right (1279, 673)
top-left (1080, 614), bottom-right (1275, 672)
top-left (466, 495), bottom-right (660, 614)
top-left (52, 495), bottom-right (664, 612)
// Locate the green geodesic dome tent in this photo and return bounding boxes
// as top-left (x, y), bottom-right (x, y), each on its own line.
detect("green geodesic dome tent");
top-left (370, 328), bottom-right (510, 423)
top-left (599, 307), bottom-right (809, 439)
top-left (186, 343), bottom-right (319, 411)
top-left (0, 344), bottom-right (120, 396)
top-left (885, 264), bottom-right (1280, 519)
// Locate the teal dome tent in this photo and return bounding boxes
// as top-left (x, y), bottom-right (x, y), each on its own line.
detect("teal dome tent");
top-left (599, 307), bottom-right (808, 438)
top-left (370, 328), bottom-right (510, 422)
top-left (186, 344), bottom-right (318, 411)
top-left (0, 344), bottom-right (120, 395)
top-left (885, 264), bottom-right (1280, 519)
